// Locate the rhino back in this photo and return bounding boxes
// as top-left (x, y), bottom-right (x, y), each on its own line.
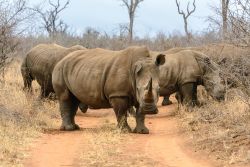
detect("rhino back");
top-left (160, 50), bottom-right (202, 88)
top-left (25, 44), bottom-right (83, 86)
top-left (167, 43), bottom-right (249, 58)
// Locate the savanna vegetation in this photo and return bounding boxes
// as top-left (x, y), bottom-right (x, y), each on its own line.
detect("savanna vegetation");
top-left (0, 0), bottom-right (249, 166)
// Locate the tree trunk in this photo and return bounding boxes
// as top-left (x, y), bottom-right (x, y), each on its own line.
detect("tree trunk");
top-left (129, 13), bottom-right (134, 43)
top-left (183, 16), bottom-right (191, 42)
top-left (183, 17), bottom-right (188, 37)
top-left (222, 0), bottom-right (229, 40)
top-left (121, 0), bottom-right (144, 43)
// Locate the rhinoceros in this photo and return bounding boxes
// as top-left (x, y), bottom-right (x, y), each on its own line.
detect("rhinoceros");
top-left (52, 46), bottom-right (165, 133)
top-left (161, 44), bottom-right (249, 105)
top-left (21, 43), bottom-right (86, 98)
top-left (154, 50), bottom-right (225, 106)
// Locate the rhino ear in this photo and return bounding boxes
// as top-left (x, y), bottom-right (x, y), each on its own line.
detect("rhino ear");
top-left (155, 54), bottom-right (165, 66)
top-left (135, 62), bottom-right (143, 75)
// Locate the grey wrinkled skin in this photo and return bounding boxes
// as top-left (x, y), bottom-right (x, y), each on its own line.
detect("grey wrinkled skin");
top-left (21, 43), bottom-right (86, 98)
top-left (160, 43), bottom-right (249, 106)
top-left (152, 50), bottom-right (225, 107)
top-left (52, 46), bottom-right (165, 133)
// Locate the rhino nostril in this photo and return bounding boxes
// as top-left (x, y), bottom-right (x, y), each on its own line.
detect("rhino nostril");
top-left (142, 103), bottom-right (157, 111)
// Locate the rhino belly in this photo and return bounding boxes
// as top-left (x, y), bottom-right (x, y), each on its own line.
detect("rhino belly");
top-left (159, 86), bottom-right (177, 96)
top-left (67, 75), bottom-right (112, 109)
top-left (74, 92), bottom-right (111, 109)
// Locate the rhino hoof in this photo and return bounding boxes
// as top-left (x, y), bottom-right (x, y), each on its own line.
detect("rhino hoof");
top-left (118, 125), bottom-right (132, 133)
top-left (162, 100), bottom-right (173, 106)
top-left (60, 124), bottom-right (80, 131)
top-left (133, 126), bottom-right (149, 134)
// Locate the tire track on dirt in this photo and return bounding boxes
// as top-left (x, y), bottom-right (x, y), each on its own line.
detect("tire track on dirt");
top-left (124, 104), bottom-right (213, 167)
top-left (24, 110), bottom-right (111, 167)
top-left (24, 104), bottom-right (214, 167)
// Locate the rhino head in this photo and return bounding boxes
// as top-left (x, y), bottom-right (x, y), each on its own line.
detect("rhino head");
top-left (201, 57), bottom-right (226, 101)
top-left (134, 54), bottom-right (165, 114)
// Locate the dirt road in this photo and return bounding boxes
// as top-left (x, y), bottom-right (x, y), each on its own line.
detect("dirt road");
top-left (24, 102), bottom-right (214, 167)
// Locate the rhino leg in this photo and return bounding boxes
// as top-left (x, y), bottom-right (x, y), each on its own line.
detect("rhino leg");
top-left (59, 90), bottom-right (80, 131)
top-left (40, 78), bottom-right (55, 99)
top-left (40, 86), bottom-right (51, 99)
top-left (133, 108), bottom-right (149, 134)
top-left (21, 67), bottom-right (33, 93)
top-left (175, 92), bottom-right (182, 103)
top-left (180, 82), bottom-right (198, 107)
top-left (161, 95), bottom-right (173, 106)
top-left (110, 97), bottom-right (131, 133)
top-left (175, 92), bottom-right (183, 110)
top-left (160, 86), bottom-right (177, 106)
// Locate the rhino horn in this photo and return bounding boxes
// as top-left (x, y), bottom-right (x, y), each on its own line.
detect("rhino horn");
top-left (145, 77), bottom-right (154, 103)
top-left (144, 78), bottom-right (154, 103)
top-left (147, 77), bottom-right (153, 95)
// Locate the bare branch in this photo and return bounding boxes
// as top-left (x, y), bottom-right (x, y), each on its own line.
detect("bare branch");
top-left (31, 0), bottom-right (70, 39)
top-left (175, 0), bottom-right (196, 40)
top-left (122, 0), bottom-right (130, 10)
top-left (176, 0), bottom-right (185, 15)
top-left (0, 0), bottom-right (29, 78)
top-left (186, 0), bottom-right (196, 18)
top-left (120, 0), bottom-right (144, 43)
top-left (6, 0), bottom-right (26, 24)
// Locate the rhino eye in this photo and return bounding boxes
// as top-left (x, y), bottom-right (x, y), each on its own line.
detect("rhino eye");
top-left (137, 69), bottom-right (143, 76)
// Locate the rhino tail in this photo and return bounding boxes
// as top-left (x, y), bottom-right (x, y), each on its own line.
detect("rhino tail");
top-left (21, 57), bottom-right (33, 92)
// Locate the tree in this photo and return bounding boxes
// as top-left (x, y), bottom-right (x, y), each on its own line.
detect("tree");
top-left (120, 0), bottom-right (144, 43)
top-left (0, 0), bottom-right (29, 79)
top-left (227, 0), bottom-right (250, 45)
top-left (175, 0), bottom-right (196, 41)
top-left (208, 0), bottom-right (249, 45)
top-left (32, 0), bottom-right (70, 40)
top-left (221, 0), bottom-right (230, 39)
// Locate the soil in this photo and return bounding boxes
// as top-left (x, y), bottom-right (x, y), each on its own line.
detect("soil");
top-left (24, 101), bottom-right (215, 167)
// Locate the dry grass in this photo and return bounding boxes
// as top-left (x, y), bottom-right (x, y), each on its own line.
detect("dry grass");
top-left (80, 117), bottom-right (158, 167)
top-left (178, 88), bottom-right (250, 166)
top-left (0, 60), bottom-right (60, 166)
top-left (178, 46), bottom-right (250, 166)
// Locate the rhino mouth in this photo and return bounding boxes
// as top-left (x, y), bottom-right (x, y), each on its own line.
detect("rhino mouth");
top-left (211, 91), bottom-right (225, 101)
top-left (140, 103), bottom-right (158, 115)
